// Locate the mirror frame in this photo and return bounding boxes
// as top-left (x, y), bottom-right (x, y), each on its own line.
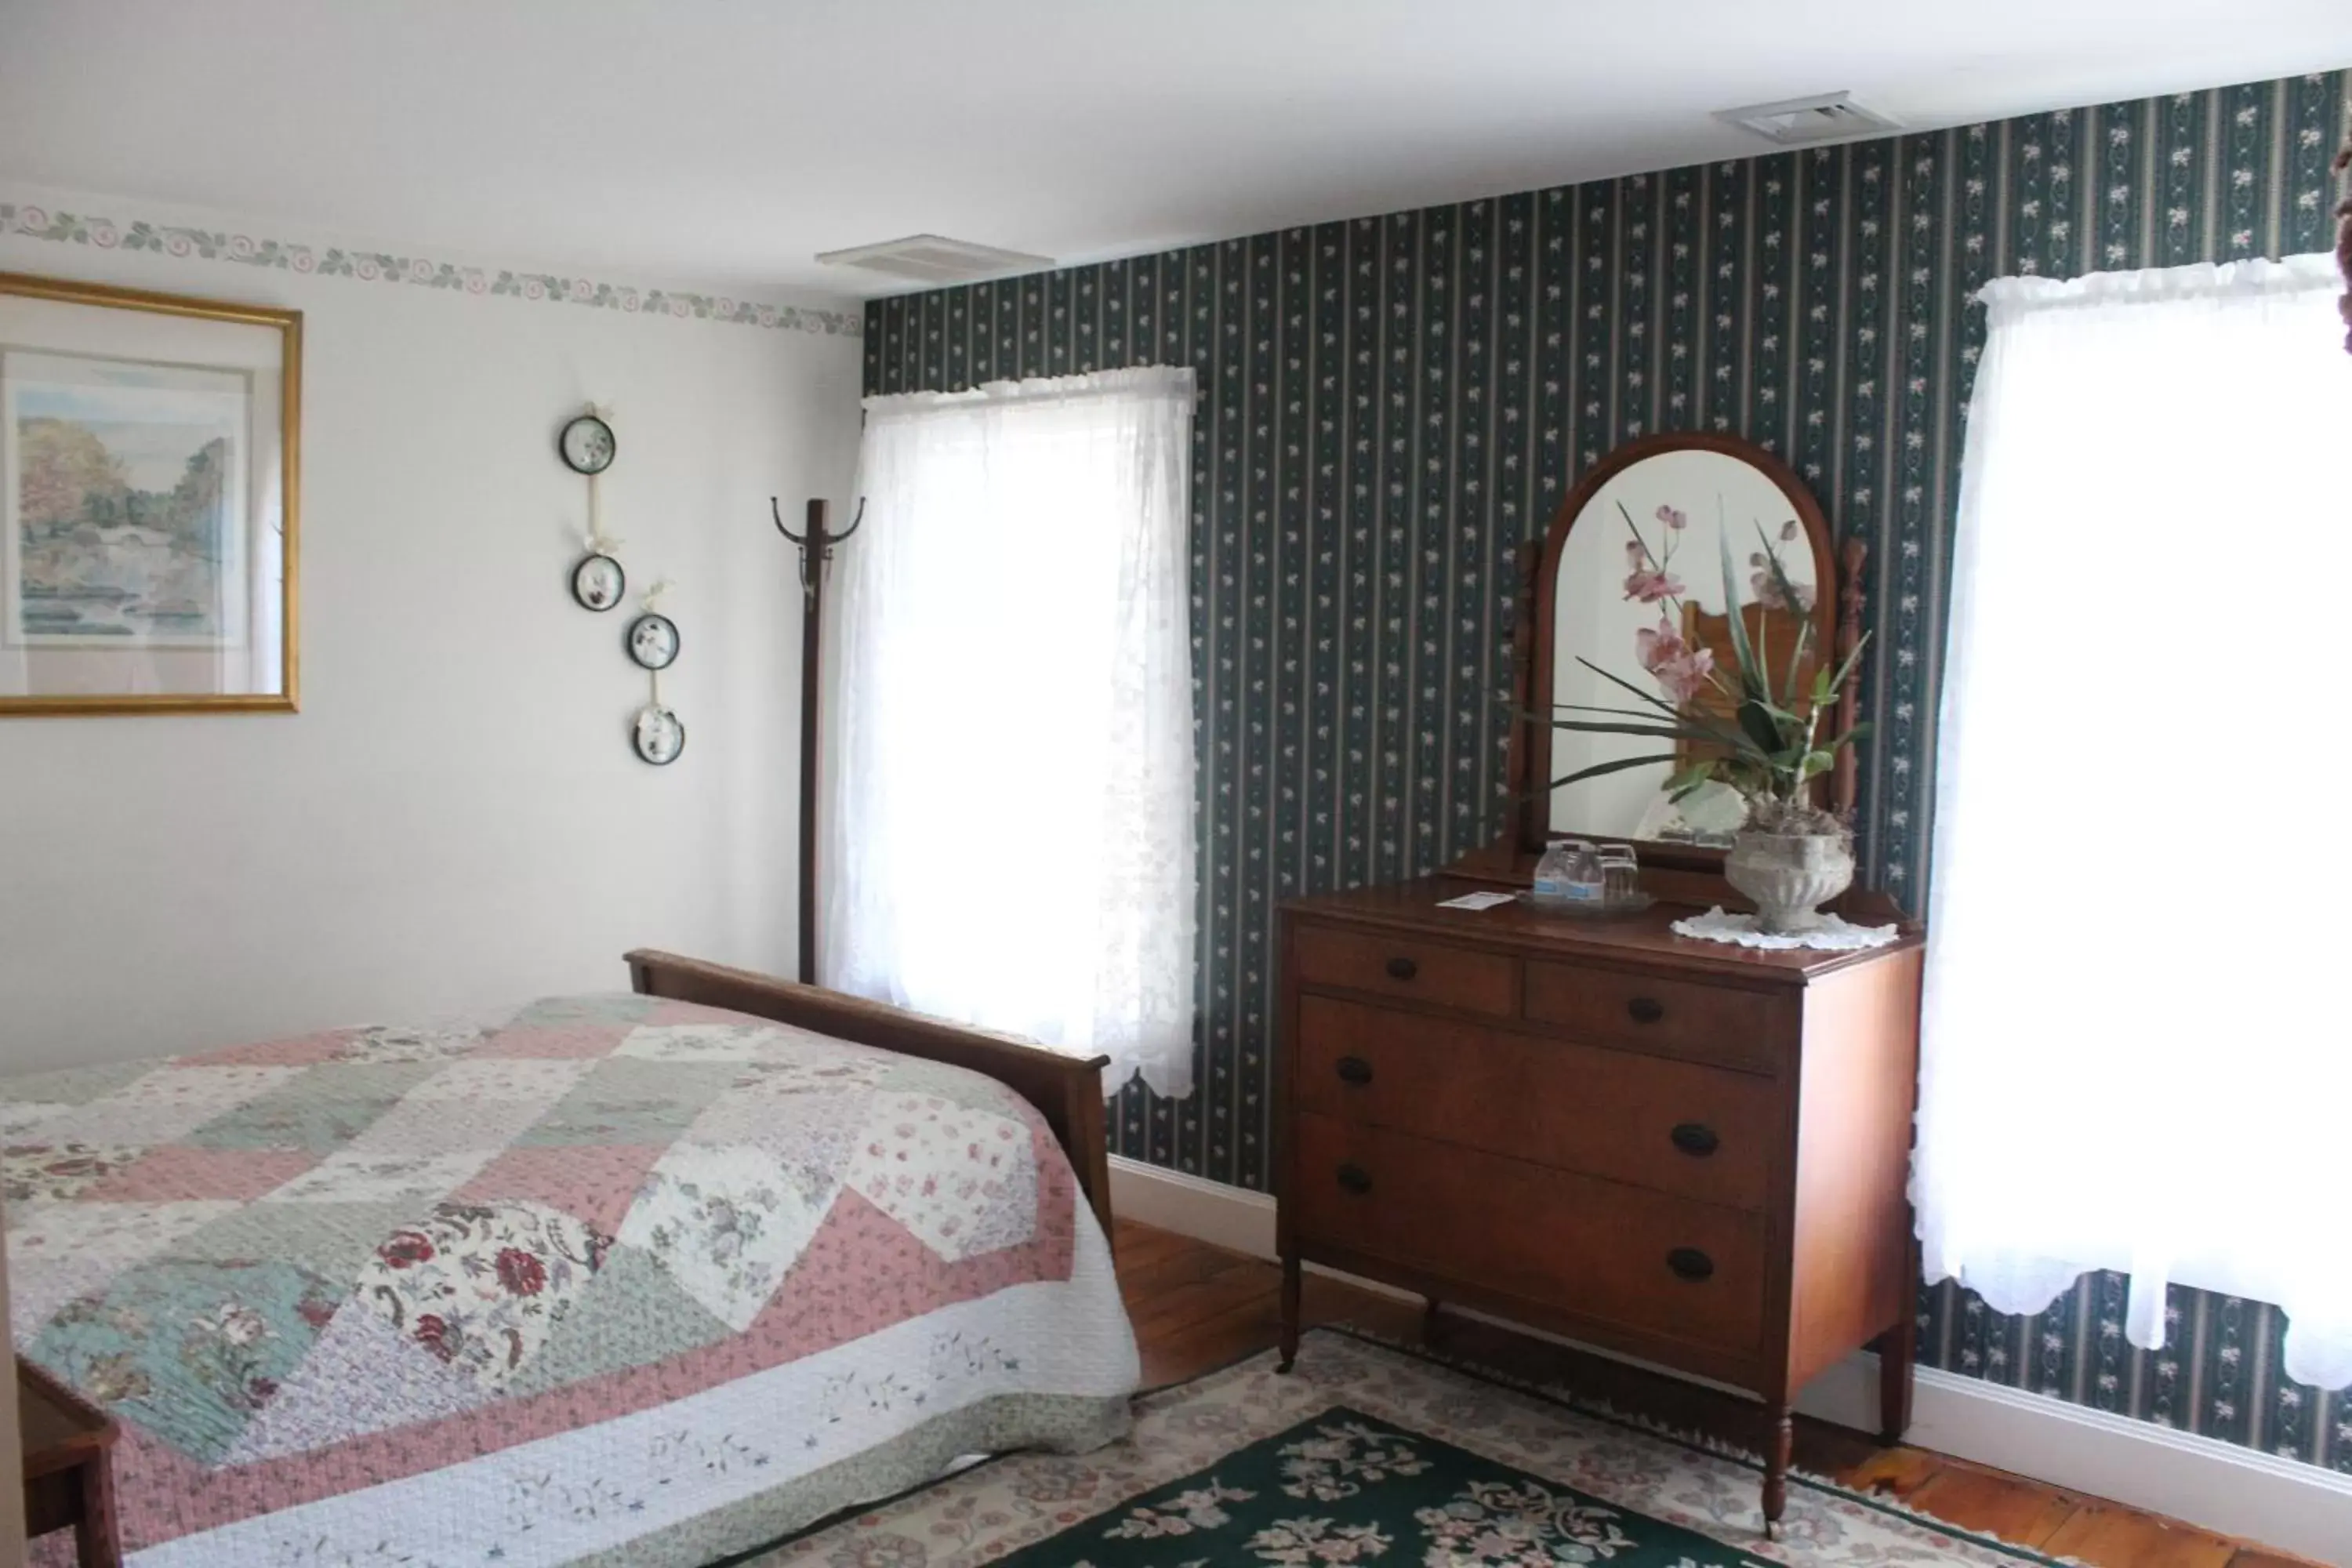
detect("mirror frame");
top-left (1506, 431), bottom-right (1864, 865)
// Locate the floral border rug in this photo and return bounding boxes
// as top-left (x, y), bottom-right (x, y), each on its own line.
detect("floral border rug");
top-left (742, 1327), bottom-right (2069, 1566)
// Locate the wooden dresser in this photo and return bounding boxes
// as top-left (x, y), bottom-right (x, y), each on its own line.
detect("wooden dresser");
top-left (1276, 877), bottom-right (1925, 1530)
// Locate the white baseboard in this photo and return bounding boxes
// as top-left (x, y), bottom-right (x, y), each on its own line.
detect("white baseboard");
top-left (1109, 1155), bottom-right (1276, 1257)
top-left (1108, 1155), bottom-right (2352, 1564)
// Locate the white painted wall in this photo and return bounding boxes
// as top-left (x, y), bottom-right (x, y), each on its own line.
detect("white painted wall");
top-left (0, 189), bottom-right (863, 1073)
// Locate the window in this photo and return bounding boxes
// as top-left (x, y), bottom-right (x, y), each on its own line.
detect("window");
top-left (1916, 254), bottom-right (2352, 1387)
top-left (821, 368), bottom-right (1198, 1098)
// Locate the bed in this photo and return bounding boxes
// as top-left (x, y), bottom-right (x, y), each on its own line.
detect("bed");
top-left (0, 950), bottom-right (1140, 1567)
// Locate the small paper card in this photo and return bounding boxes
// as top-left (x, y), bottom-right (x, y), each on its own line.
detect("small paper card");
top-left (1434, 890), bottom-right (1517, 911)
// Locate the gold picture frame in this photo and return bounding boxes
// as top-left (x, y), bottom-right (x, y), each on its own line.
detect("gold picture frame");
top-left (0, 270), bottom-right (300, 715)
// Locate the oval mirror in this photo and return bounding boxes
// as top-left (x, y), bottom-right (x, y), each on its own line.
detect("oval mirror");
top-left (1530, 434), bottom-right (1838, 851)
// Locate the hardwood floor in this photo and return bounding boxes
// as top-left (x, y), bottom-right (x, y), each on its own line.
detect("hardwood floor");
top-left (1112, 1218), bottom-right (2324, 1568)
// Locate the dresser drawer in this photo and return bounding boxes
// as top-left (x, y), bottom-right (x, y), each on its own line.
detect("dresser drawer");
top-left (1291, 924), bottom-right (1515, 1017)
top-left (1293, 995), bottom-right (1780, 1210)
top-left (1523, 959), bottom-right (1784, 1073)
top-left (1291, 1113), bottom-right (1766, 1354)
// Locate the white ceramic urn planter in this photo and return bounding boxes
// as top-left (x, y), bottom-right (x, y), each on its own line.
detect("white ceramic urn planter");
top-left (1725, 829), bottom-right (1856, 934)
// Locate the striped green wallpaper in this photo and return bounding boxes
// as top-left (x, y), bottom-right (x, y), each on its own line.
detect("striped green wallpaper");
top-left (863, 69), bottom-right (2352, 1467)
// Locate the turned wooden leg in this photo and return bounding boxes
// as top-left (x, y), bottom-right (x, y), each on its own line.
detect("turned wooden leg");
top-left (1878, 1240), bottom-right (1920, 1444)
top-left (1878, 1308), bottom-right (1918, 1445)
top-left (1761, 1403), bottom-right (1793, 1537)
top-left (1276, 1249), bottom-right (1302, 1373)
top-left (77, 1447), bottom-right (123, 1568)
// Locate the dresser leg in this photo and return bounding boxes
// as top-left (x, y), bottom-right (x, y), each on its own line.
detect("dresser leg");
top-left (1276, 1249), bottom-right (1302, 1374)
top-left (77, 1448), bottom-right (123, 1568)
top-left (1877, 1308), bottom-right (1918, 1445)
top-left (1878, 1239), bottom-right (1920, 1443)
top-left (1761, 1403), bottom-right (1793, 1537)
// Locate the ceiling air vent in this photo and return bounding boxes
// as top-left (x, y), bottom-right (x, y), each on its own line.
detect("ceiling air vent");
top-left (816, 234), bottom-right (1053, 285)
top-left (1715, 92), bottom-right (1900, 147)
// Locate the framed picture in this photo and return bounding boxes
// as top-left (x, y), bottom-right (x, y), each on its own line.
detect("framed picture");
top-left (633, 705), bottom-right (684, 766)
top-left (571, 552), bottom-right (624, 612)
top-left (625, 611), bottom-right (678, 670)
top-left (0, 271), bottom-right (300, 715)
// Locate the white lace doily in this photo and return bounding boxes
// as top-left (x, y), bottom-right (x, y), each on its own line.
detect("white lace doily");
top-left (1671, 906), bottom-right (1900, 951)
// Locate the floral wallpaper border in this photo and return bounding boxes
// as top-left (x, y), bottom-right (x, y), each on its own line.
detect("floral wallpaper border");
top-left (0, 198), bottom-right (860, 337)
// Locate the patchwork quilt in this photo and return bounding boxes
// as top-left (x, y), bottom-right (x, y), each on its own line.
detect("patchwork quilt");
top-left (0, 993), bottom-right (1139, 1567)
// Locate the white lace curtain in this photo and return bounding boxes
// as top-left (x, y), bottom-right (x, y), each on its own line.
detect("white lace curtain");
top-left (821, 368), bottom-right (1198, 1099)
top-left (1917, 253), bottom-right (2352, 1387)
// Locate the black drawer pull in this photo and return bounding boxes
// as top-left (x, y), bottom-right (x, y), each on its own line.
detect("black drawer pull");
top-left (1385, 956), bottom-right (1419, 981)
top-left (1336, 1163), bottom-right (1373, 1195)
top-left (1335, 1055), bottom-right (1374, 1086)
top-left (1667, 1247), bottom-right (1715, 1282)
top-left (1670, 1122), bottom-right (1719, 1157)
top-left (1628, 996), bottom-right (1665, 1024)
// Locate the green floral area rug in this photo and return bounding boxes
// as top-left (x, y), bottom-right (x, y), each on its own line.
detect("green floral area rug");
top-left (744, 1328), bottom-right (2067, 1566)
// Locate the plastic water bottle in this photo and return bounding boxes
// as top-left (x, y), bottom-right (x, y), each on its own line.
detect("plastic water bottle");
top-left (1563, 842), bottom-right (1607, 904)
top-left (1533, 838), bottom-right (1592, 902)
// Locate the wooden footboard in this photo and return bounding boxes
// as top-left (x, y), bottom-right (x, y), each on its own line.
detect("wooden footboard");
top-left (623, 950), bottom-right (1114, 1239)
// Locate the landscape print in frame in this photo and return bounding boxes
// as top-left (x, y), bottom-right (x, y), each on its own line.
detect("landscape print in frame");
top-left (0, 271), bottom-right (299, 714)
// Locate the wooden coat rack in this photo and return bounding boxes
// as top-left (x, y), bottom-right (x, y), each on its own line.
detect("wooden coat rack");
top-left (774, 495), bottom-right (863, 984)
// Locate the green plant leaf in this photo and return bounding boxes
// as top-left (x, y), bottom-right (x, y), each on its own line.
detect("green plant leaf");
top-left (1664, 760), bottom-right (1718, 801)
top-left (1717, 526), bottom-right (1762, 699)
top-left (1548, 719), bottom-right (1715, 742)
top-left (1813, 721), bottom-right (1875, 752)
top-left (1615, 501), bottom-right (1667, 585)
top-left (1813, 630), bottom-right (1873, 709)
top-left (1755, 521), bottom-right (1800, 587)
top-left (1571, 662), bottom-right (1751, 749)
top-left (1780, 596), bottom-right (1815, 713)
top-left (1736, 695), bottom-right (1786, 757)
top-left (1572, 656), bottom-right (1682, 715)
top-left (1547, 753), bottom-right (1686, 791)
top-left (1548, 701), bottom-right (1693, 720)
top-left (1569, 661), bottom-right (1757, 753)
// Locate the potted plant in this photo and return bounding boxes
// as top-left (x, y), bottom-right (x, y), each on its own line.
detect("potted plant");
top-left (1551, 503), bottom-right (1870, 932)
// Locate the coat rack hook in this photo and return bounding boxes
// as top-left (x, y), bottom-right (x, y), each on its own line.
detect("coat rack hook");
top-left (772, 496), bottom-right (866, 593)
top-left (771, 495), bottom-right (807, 546)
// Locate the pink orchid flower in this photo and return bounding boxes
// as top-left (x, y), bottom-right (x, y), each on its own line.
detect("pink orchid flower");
top-left (1657, 504), bottom-right (1689, 531)
top-left (1748, 563), bottom-right (1815, 613)
top-left (1637, 621), bottom-right (1715, 704)
top-left (1635, 621), bottom-right (1679, 670)
top-left (1624, 566), bottom-right (1686, 603)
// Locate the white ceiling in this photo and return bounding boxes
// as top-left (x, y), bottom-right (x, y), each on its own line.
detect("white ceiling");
top-left (5, 0), bottom-right (2350, 302)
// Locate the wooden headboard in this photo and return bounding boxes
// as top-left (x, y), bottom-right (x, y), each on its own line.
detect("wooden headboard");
top-left (623, 949), bottom-right (1114, 1239)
